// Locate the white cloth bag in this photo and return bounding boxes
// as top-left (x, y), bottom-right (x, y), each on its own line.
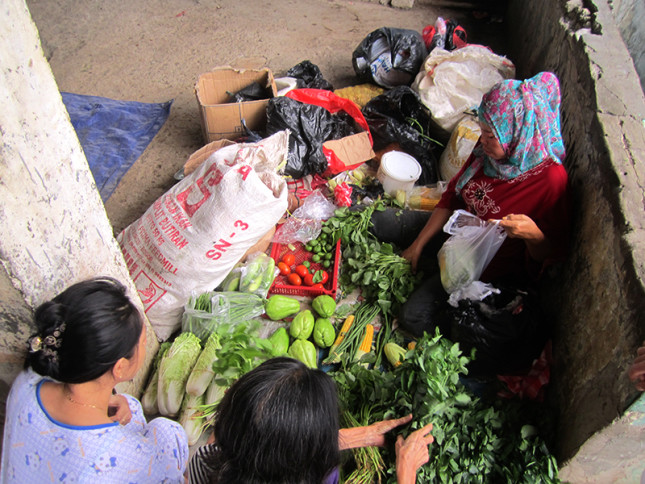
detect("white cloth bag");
top-left (118, 131), bottom-right (289, 340)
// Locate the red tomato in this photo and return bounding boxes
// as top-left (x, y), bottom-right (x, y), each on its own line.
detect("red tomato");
top-left (294, 264), bottom-right (309, 278)
top-left (277, 262), bottom-right (291, 276)
top-left (314, 269), bottom-right (329, 285)
top-left (303, 273), bottom-right (315, 286)
top-left (287, 273), bottom-right (302, 286)
top-left (311, 283), bottom-right (324, 290)
top-left (281, 253), bottom-right (296, 266)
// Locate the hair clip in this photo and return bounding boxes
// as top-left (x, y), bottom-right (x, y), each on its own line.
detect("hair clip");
top-left (28, 322), bottom-right (66, 354)
top-left (29, 336), bottom-right (42, 353)
top-left (42, 348), bottom-right (59, 363)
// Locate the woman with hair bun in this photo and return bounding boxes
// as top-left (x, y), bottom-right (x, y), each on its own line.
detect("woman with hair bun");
top-left (1, 277), bottom-right (188, 483)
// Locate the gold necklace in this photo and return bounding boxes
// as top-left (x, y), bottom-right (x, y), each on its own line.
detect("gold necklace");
top-left (63, 385), bottom-right (104, 412)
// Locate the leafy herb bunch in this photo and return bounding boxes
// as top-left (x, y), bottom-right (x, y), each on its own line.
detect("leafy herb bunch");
top-left (332, 330), bottom-right (561, 483)
top-left (321, 199), bottom-right (421, 317)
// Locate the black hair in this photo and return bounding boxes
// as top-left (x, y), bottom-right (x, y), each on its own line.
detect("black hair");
top-left (210, 357), bottom-right (341, 484)
top-left (26, 277), bottom-right (143, 383)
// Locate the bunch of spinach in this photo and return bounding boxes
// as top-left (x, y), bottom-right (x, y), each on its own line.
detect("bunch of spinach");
top-left (331, 330), bottom-right (560, 483)
top-left (322, 200), bottom-right (420, 317)
top-left (199, 320), bottom-right (274, 421)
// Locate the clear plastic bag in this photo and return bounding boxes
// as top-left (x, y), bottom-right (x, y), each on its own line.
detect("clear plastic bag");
top-left (181, 291), bottom-right (265, 341)
top-left (237, 252), bottom-right (278, 298)
top-left (272, 190), bottom-right (337, 244)
top-left (437, 210), bottom-right (506, 295)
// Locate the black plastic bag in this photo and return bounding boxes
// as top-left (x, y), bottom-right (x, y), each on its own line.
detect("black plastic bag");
top-left (265, 97), bottom-right (360, 178)
top-left (447, 285), bottom-right (549, 377)
top-left (445, 19), bottom-right (468, 51)
top-left (362, 86), bottom-right (439, 185)
top-left (226, 82), bottom-right (273, 102)
top-left (352, 27), bottom-right (427, 88)
top-left (286, 60), bottom-right (334, 91)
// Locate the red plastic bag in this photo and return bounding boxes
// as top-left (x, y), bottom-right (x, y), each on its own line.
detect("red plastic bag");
top-left (422, 18), bottom-right (468, 52)
top-left (286, 89), bottom-right (373, 176)
top-left (333, 182), bottom-right (353, 207)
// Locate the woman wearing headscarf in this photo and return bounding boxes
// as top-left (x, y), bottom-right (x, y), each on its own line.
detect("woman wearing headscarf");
top-left (372, 72), bottom-right (570, 348)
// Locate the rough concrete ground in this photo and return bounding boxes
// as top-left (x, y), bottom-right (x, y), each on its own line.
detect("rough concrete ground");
top-left (559, 393), bottom-right (645, 483)
top-left (25, 0), bottom-right (506, 235)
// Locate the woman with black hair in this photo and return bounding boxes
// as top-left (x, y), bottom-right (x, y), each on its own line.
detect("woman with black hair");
top-left (1, 277), bottom-right (189, 483)
top-left (189, 357), bottom-right (434, 484)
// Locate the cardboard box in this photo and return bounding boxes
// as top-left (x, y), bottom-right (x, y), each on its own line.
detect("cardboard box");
top-left (195, 67), bottom-right (277, 143)
top-left (323, 132), bottom-right (374, 172)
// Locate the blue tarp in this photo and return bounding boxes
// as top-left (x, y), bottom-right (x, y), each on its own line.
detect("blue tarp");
top-left (62, 92), bottom-right (173, 202)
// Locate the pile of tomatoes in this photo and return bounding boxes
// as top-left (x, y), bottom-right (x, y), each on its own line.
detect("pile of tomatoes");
top-left (276, 251), bottom-right (331, 289)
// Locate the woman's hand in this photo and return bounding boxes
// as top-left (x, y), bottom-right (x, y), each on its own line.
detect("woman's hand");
top-left (402, 207), bottom-right (453, 273)
top-left (494, 214), bottom-right (553, 262)
top-left (108, 394), bottom-right (132, 425)
top-left (496, 214), bottom-right (543, 241)
top-left (629, 342), bottom-right (645, 392)
top-left (395, 423), bottom-right (434, 484)
top-left (339, 414), bottom-right (413, 450)
top-left (401, 243), bottom-right (423, 273)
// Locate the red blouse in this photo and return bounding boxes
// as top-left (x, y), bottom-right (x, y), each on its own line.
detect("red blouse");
top-left (436, 156), bottom-right (570, 282)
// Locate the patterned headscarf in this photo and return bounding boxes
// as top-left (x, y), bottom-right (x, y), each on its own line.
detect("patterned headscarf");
top-left (455, 71), bottom-right (565, 194)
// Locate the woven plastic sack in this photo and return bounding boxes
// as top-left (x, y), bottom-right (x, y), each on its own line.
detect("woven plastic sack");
top-left (438, 115), bottom-right (481, 182)
top-left (412, 44), bottom-right (515, 134)
top-left (117, 131), bottom-right (289, 341)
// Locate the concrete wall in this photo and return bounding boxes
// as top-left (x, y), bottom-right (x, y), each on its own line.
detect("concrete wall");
top-left (506, 0), bottom-right (645, 461)
top-left (611, 0), bottom-right (645, 93)
top-left (0, 0), bottom-right (158, 423)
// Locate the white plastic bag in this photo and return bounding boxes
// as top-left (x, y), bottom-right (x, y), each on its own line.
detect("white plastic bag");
top-left (412, 45), bottom-right (515, 134)
top-left (447, 281), bottom-right (500, 308)
top-left (117, 131), bottom-right (289, 341)
top-left (437, 209), bottom-right (506, 295)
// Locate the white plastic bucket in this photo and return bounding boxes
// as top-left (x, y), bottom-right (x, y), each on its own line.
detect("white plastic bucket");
top-left (377, 151), bottom-right (422, 195)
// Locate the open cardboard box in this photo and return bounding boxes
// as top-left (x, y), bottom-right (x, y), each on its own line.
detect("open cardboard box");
top-left (195, 67), bottom-right (277, 143)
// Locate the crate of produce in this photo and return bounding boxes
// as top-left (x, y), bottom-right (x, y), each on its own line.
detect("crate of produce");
top-left (268, 239), bottom-right (341, 299)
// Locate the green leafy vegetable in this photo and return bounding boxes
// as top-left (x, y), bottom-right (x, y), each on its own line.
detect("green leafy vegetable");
top-left (179, 392), bottom-right (206, 446)
top-left (199, 320), bottom-right (275, 421)
top-left (331, 330), bottom-right (560, 483)
top-left (157, 332), bottom-right (202, 417)
top-left (141, 341), bottom-right (171, 415)
top-left (185, 332), bottom-right (221, 397)
top-left (321, 201), bottom-right (420, 317)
